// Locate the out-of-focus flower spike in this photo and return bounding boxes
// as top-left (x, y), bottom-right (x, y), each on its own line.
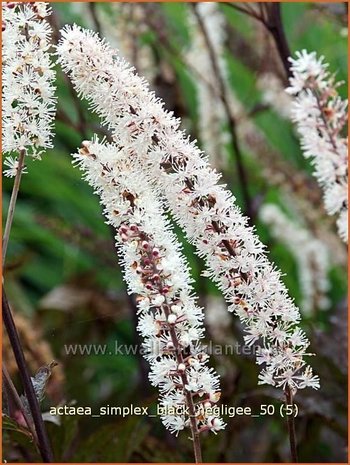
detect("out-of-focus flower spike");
top-left (287, 50), bottom-right (348, 242)
top-left (260, 203), bottom-right (331, 315)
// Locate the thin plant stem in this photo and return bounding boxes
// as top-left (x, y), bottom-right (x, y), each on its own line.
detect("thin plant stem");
top-left (224, 2), bottom-right (292, 81)
top-left (285, 385), bottom-right (298, 462)
top-left (313, 89), bottom-right (341, 154)
top-left (227, 2), bottom-right (266, 24)
top-left (2, 287), bottom-right (54, 462)
top-left (161, 302), bottom-right (203, 463)
top-left (2, 364), bottom-right (39, 444)
top-left (264, 3), bottom-right (292, 79)
top-left (2, 148), bottom-right (26, 267)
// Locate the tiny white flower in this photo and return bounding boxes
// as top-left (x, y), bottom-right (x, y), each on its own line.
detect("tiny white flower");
top-left (152, 294), bottom-right (165, 307)
top-left (298, 366), bottom-right (320, 390)
top-left (210, 417), bottom-right (226, 433)
top-left (177, 363), bottom-right (186, 372)
top-left (167, 314), bottom-right (177, 324)
top-left (3, 155), bottom-right (28, 178)
top-left (258, 368), bottom-right (276, 386)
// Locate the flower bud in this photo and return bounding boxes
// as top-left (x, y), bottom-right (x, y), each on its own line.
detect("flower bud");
top-left (167, 314), bottom-right (177, 324)
top-left (152, 247), bottom-right (160, 257)
top-left (177, 363), bottom-right (186, 373)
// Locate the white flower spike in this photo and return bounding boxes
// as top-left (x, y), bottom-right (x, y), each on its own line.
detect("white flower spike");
top-left (287, 50), bottom-right (348, 243)
top-left (58, 25), bottom-right (319, 393)
top-left (2, 1), bottom-right (56, 171)
top-left (72, 138), bottom-right (225, 436)
top-left (260, 203), bottom-right (330, 315)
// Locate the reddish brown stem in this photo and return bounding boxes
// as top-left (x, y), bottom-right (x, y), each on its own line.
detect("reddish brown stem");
top-left (285, 385), bottom-right (298, 462)
top-left (162, 304), bottom-right (203, 463)
top-left (2, 288), bottom-right (53, 462)
top-left (2, 364), bottom-right (38, 443)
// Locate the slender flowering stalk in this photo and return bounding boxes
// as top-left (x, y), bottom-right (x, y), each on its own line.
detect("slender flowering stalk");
top-left (287, 50), bottom-right (348, 242)
top-left (2, 288), bottom-right (54, 462)
top-left (2, 6), bottom-right (56, 460)
top-left (260, 204), bottom-right (330, 315)
top-left (2, 148), bottom-right (25, 265)
top-left (2, 1), bottom-right (56, 164)
top-left (72, 138), bottom-right (225, 455)
top-left (57, 25), bottom-right (320, 393)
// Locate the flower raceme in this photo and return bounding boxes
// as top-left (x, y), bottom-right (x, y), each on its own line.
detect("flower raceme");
top-left (72, 138), bottom-right (225, 436)
top-left (57, 25), bottom-right (320, 393)
top-left (287, 50), bottom-right (348, 243)
top-left (2, 1), bottom-right (56, 175)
